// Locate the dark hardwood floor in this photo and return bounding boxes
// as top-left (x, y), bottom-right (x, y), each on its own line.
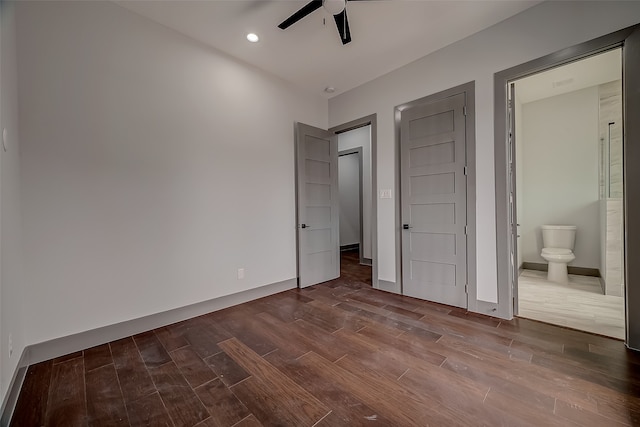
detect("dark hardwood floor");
top-left (10, 251), bottom-right (640, 426)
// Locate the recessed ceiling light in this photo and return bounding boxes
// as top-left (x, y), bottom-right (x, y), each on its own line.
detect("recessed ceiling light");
top-left (324, 86), bottom-right (336, 94)
top-left (246, 33), bottom-right (259, 43)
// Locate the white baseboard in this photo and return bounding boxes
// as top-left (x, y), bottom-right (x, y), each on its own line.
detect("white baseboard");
top-left (0, 349), bottom-right (30, 427)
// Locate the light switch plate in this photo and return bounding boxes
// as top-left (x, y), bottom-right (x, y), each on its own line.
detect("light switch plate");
top-left (380, 189), bottom-right (392, 199)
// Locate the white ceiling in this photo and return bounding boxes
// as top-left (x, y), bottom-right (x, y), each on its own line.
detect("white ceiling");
top-left (117, 0), bottom-right (540, 98)
top-left (515, 48), bottom-right (622, 104)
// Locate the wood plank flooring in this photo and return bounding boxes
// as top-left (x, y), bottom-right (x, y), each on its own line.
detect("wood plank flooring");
top-left (10, 251), bottom-right (640, 426)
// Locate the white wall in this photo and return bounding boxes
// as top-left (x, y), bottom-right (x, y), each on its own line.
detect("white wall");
top-left (339, 153), bottom-right (360, 247)
top-left (328, 1), bottom-right (640, 304)
top-left (16, 1), bottom-right (327, 346)
top-left (338, 125), bottom-right (372, 259)
top-left (0, 0), bottom-right (25, 403)
top-left (518, 87), bottom-right (600, 269)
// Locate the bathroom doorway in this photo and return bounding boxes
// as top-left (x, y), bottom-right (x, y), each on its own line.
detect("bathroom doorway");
top-left (511, 49), bottom-right (625, 339)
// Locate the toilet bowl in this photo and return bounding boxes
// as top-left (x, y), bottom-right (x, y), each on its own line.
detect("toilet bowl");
top-left (540, 225), bottom-right (577, 284)
top-left (541, 248), bottom-right (576, 284)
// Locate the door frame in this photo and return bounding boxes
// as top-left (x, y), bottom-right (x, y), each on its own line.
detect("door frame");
top-left (494, 24), bottom-right (640, 348)
top-left (508, 82), bottom-right (519, 316)
top-left (394, 82), bottom-right (477, 307)
top-left (338, 147), bottom-right (366, 265)
top-left (329, 114), bottom-right (379, 288)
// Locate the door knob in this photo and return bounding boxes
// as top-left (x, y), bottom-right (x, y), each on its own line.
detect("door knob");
top-left (300, 224), bottom-right (308, 229)
top-left (403, 224), bottom-right (412, 230)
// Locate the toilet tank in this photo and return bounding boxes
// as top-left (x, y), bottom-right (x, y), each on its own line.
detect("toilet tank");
top-left (541, 225), bottom-right (577, 250)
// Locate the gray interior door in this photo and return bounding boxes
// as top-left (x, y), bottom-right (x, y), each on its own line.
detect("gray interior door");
top-left (296, 123), bottom-right (339, 288)
top-left (401, 93), bottom-right (468, 308)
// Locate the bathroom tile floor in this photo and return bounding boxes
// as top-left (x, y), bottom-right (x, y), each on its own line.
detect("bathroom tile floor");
top-left (518, 269), bottom-right (625, 339)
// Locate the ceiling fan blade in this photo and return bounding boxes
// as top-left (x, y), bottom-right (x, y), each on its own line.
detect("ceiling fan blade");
top-left (278, 0), bottom-right (323, 30)
top-left (333, 9), bottom-right (352, 45)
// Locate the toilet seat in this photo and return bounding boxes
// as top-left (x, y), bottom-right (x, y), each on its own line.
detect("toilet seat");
top-left (541, 248), bottom-right (575, 263)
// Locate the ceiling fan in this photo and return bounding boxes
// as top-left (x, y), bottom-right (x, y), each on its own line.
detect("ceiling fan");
top-left (278, 0), bottom-right (366, 45)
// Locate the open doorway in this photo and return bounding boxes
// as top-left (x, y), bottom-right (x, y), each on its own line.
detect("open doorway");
top-left (494, 24), bottom-right (640, 349)
top-left (295, 115), bottom-right (378, 289)
top-left (512, 49), bottom-right (625, 339)
top-left (337, 125), bottom-right (373, 286)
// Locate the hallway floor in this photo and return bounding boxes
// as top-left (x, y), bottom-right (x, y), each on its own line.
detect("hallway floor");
top-left (340, 249), bottom-right (372, 286)
top-left (518, 269), bottom-right (625, 339)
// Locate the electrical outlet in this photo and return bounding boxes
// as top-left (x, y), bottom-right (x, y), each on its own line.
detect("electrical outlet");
top-left (237, 268), bottom-right (245, 280)
top-left (8, 334), bottom-right (13, 358)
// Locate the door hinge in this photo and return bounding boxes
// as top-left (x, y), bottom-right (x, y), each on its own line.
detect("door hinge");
top-left (464, 166), bottom-right (468, 176)
top-left (464, 225), bottom-right (468, 235)
top-left (463, 106), bottom-right (467, 116)
top-left (465, 284), bottom-right (468, 293)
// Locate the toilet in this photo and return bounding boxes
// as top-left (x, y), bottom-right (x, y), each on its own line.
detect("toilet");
top-left (540, 225), bottom-right (577, 284)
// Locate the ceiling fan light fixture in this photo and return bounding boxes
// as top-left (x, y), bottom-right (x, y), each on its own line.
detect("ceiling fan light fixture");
top-left (323, 0), bottom-right (346, 16)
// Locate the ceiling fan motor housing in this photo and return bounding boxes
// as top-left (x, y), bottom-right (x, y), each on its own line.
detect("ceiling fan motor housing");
top-left (323, 0), bottom-right (346, 16)
top-left (278, 0), bottom-right (354, 45)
